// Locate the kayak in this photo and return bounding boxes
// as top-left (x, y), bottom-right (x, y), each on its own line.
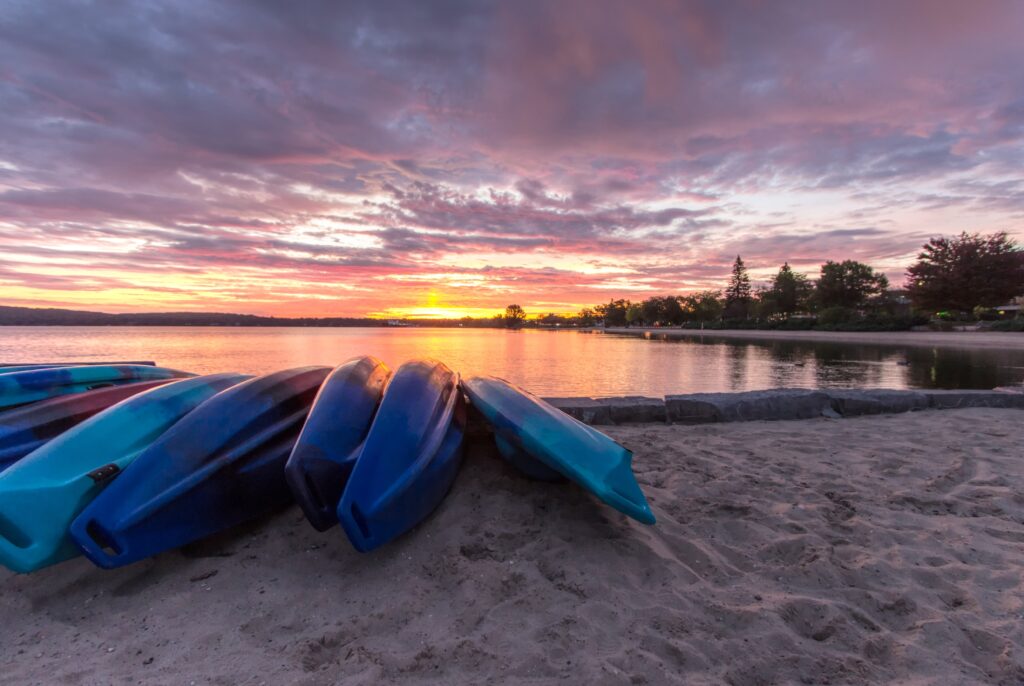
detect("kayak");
top-left (337, 359), bottom-right (466, 552)
top-left (0, 365), bottom-right (190, 410)
top-left (0, 379), bottom-right (175, 472)
top-left (0, 361), bottom-right (156, 373)
top-left (461, 376), bottom-right (655, 525)
top-left (0, 373), bottom-right (249, 573)
top-left (70, 366), bottom-right (330, 568)
top-left (285, 356), bottom-right (390, 531)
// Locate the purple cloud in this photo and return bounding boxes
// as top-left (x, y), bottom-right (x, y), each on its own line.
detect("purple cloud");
top-left (0, 0), bottom-right (1022, 314)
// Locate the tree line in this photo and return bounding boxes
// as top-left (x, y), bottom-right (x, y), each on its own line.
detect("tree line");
top-left (506, 231), bottom-right (1024, 331)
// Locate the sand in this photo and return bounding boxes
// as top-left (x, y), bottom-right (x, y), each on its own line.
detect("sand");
top-left (598, 327), bottom-right (1024, 351)
top-left (2, 408), bottom-right (1023, 685)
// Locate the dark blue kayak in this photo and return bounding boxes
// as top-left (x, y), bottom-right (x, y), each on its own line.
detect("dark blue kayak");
top-left (285, 356), bottom-right (390, 531)
top-left (0, 365), bottom-right (189, 410)
top-left (462, 376), bottom-right (655, 525)
top-left (69, 366), bottom-right (331, 568)
top-left (0, 379), bottom-right (175, 472)
top-left (337, 359), bottom-right (466, 552)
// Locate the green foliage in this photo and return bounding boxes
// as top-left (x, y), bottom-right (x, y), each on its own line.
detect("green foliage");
top-left (814, 314), bottom-right (916, 331)
top-left (816, 306), bottom-right (856, 326)
top-left (761, 263), bottom-right (812, 315)
top-left (577, 307), bottom-right (598, 326)
top-left (990, 318), bottom-right (1024, 332)
top-left (625, 303), bottom-right (643, 325)
top-left (724, 255), bottom-right (752, 318)
top-left (565, 233), bottom-right (1017, 331)
top-left (816, 260), bottom-right (889, 309)
top-left (906, 231), bottom-right (1024, 312)
top-left (596, 299), bottom-right (630, 327)
top-left (662, 296), bottom-right (684, 325)
top-left (640, 297), bottom-right (664, 325)
top-left (680, 290), bottom-right (724, 322)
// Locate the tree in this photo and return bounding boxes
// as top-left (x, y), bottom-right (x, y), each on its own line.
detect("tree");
top-left (577, 307), bottom-right (598, 327)
top-left (724, 255), bottom-right (753, 318)
top-left (681, 290), bottom-right (724, 323)
top-left (640, 297), bottom-right (664, 325)
top-left (597, 299), bottom-right (629, 327)
top-left (504, 304), bottom-right (526, 328)
top-left (815, 260), bottom-right (889, 309)
top-left (625, 302), bottom-right (642, 326)
top-left (662, 296), bottom-right (684, 325)
top-left (763, 263), bottom-right (812, 315)
top-left (906, 232), bottom-right (1024, 313)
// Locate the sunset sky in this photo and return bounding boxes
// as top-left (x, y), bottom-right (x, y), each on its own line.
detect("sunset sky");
top-left (1, 1), bottom-right (1022, 318)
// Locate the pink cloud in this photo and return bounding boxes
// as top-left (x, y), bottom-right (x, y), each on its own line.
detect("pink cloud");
top-left (0, 1), bottom-right (1022, 315)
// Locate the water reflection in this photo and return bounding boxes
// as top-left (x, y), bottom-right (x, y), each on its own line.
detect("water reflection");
top-left (1, 326), bottom-right (1023, 397)
top-left (629, 332), bottom-right (1024, 393)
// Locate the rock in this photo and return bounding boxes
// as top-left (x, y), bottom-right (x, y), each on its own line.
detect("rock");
top-left (827, 389), bottom-right (930, 416)
top-left (542, 396), bottom-right (666, 424)
top-left (542, 397), bottom-right (612, 425)
top-left (599, 396), bottom-right (666, 424)
top-left (665, 389), bottom-right (833, 424)
top-left (924, 390), bottom-right (1024, 409)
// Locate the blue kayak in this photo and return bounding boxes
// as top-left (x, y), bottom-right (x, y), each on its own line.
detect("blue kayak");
top-left (337, 359), bottom-right (466, 552)
top-left (0, 373), bottom-right (249, 573)
top-left (0, 365), bottom-right (190, 410)
top-left (285, 356), bottom-right (390, 531)
top-left (0, 361), bottom-right (156, 374)
top-left (461, 376), bottom-right (655, 525)
top-left (70, 366), bottom-right (330, 568)
top-left (0, 379), bottom-right (175, 472)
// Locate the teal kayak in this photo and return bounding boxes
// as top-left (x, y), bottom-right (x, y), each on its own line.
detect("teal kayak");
top-left (462, 376), bottom-right (655, 525)
top-left (0, 361), bottom-right (156, 373)
top-left (0, 373), bottom-right (249, 573)
top-left (0, 365), bottom-right (190, 410)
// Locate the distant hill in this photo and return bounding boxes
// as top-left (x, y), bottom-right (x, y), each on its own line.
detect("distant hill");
top-left (0, 305), bottom-right (387, 327)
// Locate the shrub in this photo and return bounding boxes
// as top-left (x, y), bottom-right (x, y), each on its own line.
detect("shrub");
top-left (816, 306), bottom-right (855, 326)
top-left (990, 318), bottom-right (1024, 332)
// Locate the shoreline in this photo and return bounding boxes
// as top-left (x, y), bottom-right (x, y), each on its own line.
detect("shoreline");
top-left (544, 387), bottom-right (1024, 425)
top-left (594, 326), bottom-right (1024, 350)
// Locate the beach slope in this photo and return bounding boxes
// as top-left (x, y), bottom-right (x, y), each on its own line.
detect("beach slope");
top-left (1, 409), bottom-right (1022, 684)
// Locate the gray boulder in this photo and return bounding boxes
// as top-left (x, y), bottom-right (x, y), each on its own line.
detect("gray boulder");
top-left (541, 396), bottom-right (666, 425)
top-left (827, 389), bottom-right (929, 416)
top-left (542, 397), bottom-right (612, 425)
top-left (924, 390), bottom-right (1024, 409)
top-left (665, 389), bottom-right (833, 424)
top-left (600, 396), bottom-right (666, 424)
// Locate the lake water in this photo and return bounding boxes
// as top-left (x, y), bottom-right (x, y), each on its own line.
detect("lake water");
top-left (2, 326), bottom-right (1023, 396)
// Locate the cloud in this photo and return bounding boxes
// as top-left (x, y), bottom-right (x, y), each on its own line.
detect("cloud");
top-left (0, 0), bottom-right (1022, 314)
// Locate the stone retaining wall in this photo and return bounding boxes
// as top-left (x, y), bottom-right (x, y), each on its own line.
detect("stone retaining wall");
top-left (541, 388), bottom-right (1024, 425)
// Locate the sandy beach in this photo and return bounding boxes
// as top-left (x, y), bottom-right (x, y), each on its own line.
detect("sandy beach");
top-left (2, 408), bottom-right (1022, 685)
top-left (599, 327), bottom-right (1024, 351)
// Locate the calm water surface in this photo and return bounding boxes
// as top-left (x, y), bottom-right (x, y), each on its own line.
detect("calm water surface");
top-left (2, 327), bottom-right (1023, 396)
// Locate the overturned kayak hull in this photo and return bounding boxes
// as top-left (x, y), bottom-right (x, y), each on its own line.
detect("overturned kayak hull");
top-left (0, 379), bottom-right (175, 472)
top-left (338, 359), bottom-right (466, 552)
top-left (0, 365), bottom-right (190, 410)
top-left (0, 361), bottom-right (156, 373)
top-left (285, 356), bottom-right (390, 531)
top-left (0, 373), bottom-right (250, 573)
top-left (462, 376), bottom-right (655, 525)
top-left (70, 366), bottom-right (331, 568)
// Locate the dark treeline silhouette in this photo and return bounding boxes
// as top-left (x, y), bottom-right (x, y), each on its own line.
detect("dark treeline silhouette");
top-left (573, 232), bottom-right (1023, 332)
top-left (0, 306), bottom-right (391, 327)
top-left (4, 233), bottom-right (1021, 331)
